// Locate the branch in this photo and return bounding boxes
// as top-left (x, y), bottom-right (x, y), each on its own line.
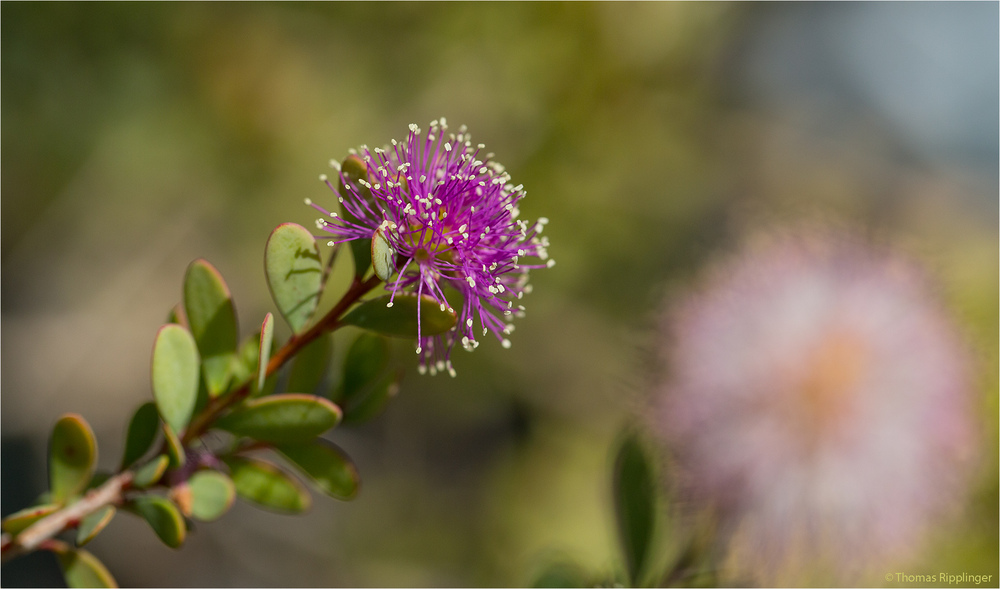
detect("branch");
top-left (182, 273), bottom-right (381, 443)
top-left (2, 273), bottom-right (383, 565)
top-left (1, 471), bottom-right (133, 563)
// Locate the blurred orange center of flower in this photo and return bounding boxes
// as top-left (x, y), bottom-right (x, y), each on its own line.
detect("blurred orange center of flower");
top-left (792, 330), bottom-right (868, 443)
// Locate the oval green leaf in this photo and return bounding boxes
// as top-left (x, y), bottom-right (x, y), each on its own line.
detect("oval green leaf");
top-left (76, 505), bottom-right (115, 547)
top-left (2, 503), bottom-right (59, 535)
top-left (129, 495), bottom-right (186, 549)
top-left (48, 540), bottom-right (118, 588)
top-left (151, 324), bottom-right (200, 434)
top-left (613, 433), bottom-right (656, 586)
top-left (332, 333), bottom-right (388, 403)
top-left (215, 394), bottom-right (341, 443)
top-left (184, 259), bottom-right (238, 397)
top-left (227, 329), bottom-right (261, 392)
top-left (287, 333), bottom-right (332, 396)
top-left (258, 313), bottom-right (275, 391)
top-left (338, 154), bottom-right (375, 278)
top-left (226, 457), bottom-right (310, 514)
top-left (166, 303), bottom-right (187, 328)
top-left (265, 223), bottom-right (323, 333)
top-left (342, 371), bottom-right (399, 425)
top-left (371, 227), bottom-right (396, 281)
top-left (132, 455), bottom-right (170, 488)
top-left (120, 402), bottom-right (160, 470)
top-left (163, 424), bottom-right (186, 469)
top-left (49, 414), bottom-right (97, 504)
top-left (188, 470), bottom-right (236, 522)
top-left (341, 294), bottom-right (457, 338)
top-left (275, 439), bottom-right (359, 500)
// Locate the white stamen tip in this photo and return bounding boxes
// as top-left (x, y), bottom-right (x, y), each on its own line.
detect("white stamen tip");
top-left (304, 198), bottom-right (313, 205)
top-left (501, 339), bottom-right (512, 349)
top-left (386, 302), bottom-right (394, 308)
top-left (319, 174), bottom-right (328, 181)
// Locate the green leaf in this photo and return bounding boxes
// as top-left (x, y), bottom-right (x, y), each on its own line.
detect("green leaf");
top-left (120, 402), bottom-right (160, 470)
top-left (225, 331), bottom-right (256, 390)
top-left (49, 540), bottom-right (118, 588)
top-left (338, 154), bottom-right (375, 277)
top-left (265, 223), bottom-right (323, 333)
top-left (162, 424), bottom-right (186, 469)
top-left (531, 560), bottom-right (591, 588)
top-left (341, 371), bottom-right (399, 425)
top-left (258, 313), bottom-right (275, 391)
top-left (183, 259), bottom-right (238, 397)
top-left (274, 439), bottom-right (359, 500)
top-left (76, 506), bottom-right (115, 547)
top-left (214, 394), bottom-right (341, 443)
top-left (132, 455), bottom-right (170, 488)
top-left (613, 433), bottom-right (657, 586)
top-left (129, 495), bottom-right (186, 549)
top-left (49, 414), bottom-right (97, 504)
top-left (187, 470), bottom-right (236, 522)
top-left (287, 333), bottom-right (332, 395)
top-left (332, 333), bottom-right (398, 424)
top-left (151, 324), bottom-right (200, 434)
top-left (333, 333), bottom-right (388, 403)
top-left (341, 294), bottom-right (457, 338)
top-left (166, 303), bottom-right (187, 328)
top-left (2, 504), bottom-right (59, 535)
top-left (226, 457), bottom-right (311, 514)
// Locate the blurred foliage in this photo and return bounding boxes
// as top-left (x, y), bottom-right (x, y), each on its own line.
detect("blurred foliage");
top-left (2, 2), bottom-right (996, 587)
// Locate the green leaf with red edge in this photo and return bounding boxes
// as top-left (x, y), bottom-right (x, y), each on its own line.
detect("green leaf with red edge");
top-left (338, 154), bottom-right (375, 278)
top-left (166, 303), bottom-right (187, 328)
top-left (120, 402), bottom-right (160, 470)
top-left (226, 456), bottom-right (311, 514)
top-left (76, 506), bottom-right (115, 547)
top-left (184, 259), bottom-right (238, 397)
top-left (132, 455), bottom-right (169, 488)
top-left (49, 414), bottom-right (97, 504)
top-left (48, 539), bottom-right (118, 588)
top-left (214, 394), bottom-right (341, 444)
top-left (257, 313), bottom-right (275, 392)
top-left (128, 495), bottom-right (186, 549)
top-left (151, 324), bottom-right (200, 434)
top-left (188, 470), bottom-right (236, 522)
top-left (2, 503), bottom-right (59, 535)
top-left (274, 439), bottom-right (359, 500)
top-left (162, 423), bottom-right (186, 469)
top-left (265, 223), bottom-right (323, 333)
top-left (341, 294), bottom-right (457, 338)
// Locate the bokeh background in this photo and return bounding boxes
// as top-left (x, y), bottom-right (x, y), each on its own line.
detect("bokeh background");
top-left (2, 2), bottom-right (996, 587)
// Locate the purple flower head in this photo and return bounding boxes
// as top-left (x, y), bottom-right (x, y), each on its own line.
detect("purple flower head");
top-left (651, 229), bottom-right (976, 584)
top-left (309, 119), bottom-right (552, 376)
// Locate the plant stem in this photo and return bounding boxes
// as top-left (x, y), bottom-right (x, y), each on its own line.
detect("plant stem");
top-left (1, 471), bottom-right (133, 563)
top-left (2, 273), bottom-right (382, 564)
top-left (182, 273), bottom-right (381, 443)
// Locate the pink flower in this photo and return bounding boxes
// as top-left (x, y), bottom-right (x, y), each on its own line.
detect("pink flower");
top-left (651, 230), bottom-right (976, 584)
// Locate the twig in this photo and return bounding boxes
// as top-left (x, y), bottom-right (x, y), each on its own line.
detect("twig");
top-left (2, 273), bottom-right (383, 565)
top-left (1, 471), bottom-right (133, 563)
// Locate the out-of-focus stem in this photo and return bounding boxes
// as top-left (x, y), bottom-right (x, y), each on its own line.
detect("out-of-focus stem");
top-left (1, 471), bottom-right (133, 563)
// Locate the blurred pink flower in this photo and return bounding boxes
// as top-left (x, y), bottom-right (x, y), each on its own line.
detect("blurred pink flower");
top-left (652, 230), bottom-right (976, 583)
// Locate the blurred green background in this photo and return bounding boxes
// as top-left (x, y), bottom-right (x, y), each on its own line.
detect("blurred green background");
top-left (2, 3), bottom-right (996, 587)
